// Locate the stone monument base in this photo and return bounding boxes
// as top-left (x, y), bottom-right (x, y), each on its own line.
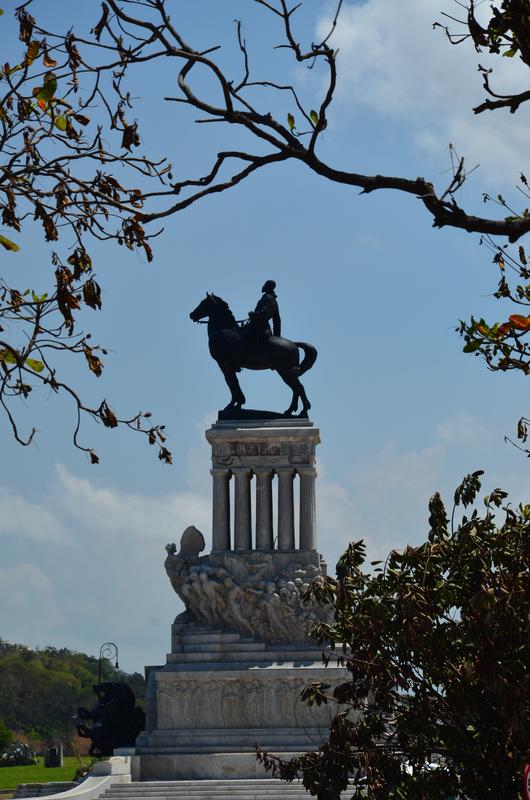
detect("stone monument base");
top-left (121, 621), bottom-right (345, 781)
top-left (123, 416), bottom-right (346, 781)
top-left (129, 751), bottom-right (305, 782)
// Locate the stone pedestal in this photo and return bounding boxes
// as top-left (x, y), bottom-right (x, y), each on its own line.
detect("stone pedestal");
top-left (127, 416), bottom-right (344, 781)
top-left (205, 418), bottom-right (320, 555)
top-left (132, 621), bottom-right (346, 780)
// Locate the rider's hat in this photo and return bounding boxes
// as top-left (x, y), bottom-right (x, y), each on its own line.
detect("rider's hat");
top-left (262, 279), bottom-right (276, 293)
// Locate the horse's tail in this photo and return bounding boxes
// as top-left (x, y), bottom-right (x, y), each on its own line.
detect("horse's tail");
top-left (295, 342), bottom-right (317, 375)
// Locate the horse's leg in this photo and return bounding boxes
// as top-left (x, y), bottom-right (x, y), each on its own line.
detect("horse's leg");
top-left (296, 378), bottom-right (311, 417)
top-left (288, 389), bottom-right (298, 415)
top-left (277, 370), bottom-right (300, 416)
top-left (285, 386), bottom-right (299, 415)
top-left (278, 370), bottom-right (311, 417)
top-left (220, 365), bottom-right (246, 409)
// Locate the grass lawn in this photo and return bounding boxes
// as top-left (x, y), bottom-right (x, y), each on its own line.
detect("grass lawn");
top-left (0, 757), bottom-right (86, 791)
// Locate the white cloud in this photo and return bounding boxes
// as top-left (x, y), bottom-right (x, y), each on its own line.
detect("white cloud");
top-left (317, 408), bottom-right (528, 563)
top-left (434, 409), bottom-right (494, 446)
top-left (0, 487), bottom-right (67, 542)
top-left (0, 564), bottom-right (63, 643)
top-left (346, 441), bottom-right (444, 558)
top-left (56, 464), bottom-right (210, 547)
top-left (317, 478), bottom-right (362, 570)
top-left (0, 407), bottom-right (526, 670)
top-left (0, 463), bottom-right (211, 669)
top-left (318, 0), bottom-right (530, 185)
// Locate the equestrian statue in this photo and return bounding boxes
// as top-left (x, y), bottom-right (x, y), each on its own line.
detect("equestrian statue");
top-left (190, 280), bottom-right (317, 417)
top-left (77, 682), bottom-right (145, 757)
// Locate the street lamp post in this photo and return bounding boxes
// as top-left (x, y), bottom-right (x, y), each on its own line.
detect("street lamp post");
top-left (98, 642), bottom-right (119, 682)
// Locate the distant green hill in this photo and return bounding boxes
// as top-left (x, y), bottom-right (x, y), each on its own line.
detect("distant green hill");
top-left (0, 640), bottom-right (145, 741)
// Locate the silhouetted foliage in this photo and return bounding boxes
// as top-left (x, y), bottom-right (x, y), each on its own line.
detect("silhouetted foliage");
top-left (3, 1), bottom-right (530, 458)
top-left (0, 720), bottom-right (13, 754)
top-left (258, 473), bottom-right (530, 799)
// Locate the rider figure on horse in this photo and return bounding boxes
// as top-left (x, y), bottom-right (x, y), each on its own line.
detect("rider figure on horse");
top-left (246, 279), bottom-right (281, 347)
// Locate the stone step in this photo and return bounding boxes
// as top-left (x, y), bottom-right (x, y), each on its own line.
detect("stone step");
top-left (138, 731), bottom-right (320, 753)
top-left (178, 633), bottom-right (242, 645)
top-left (172, 624), bottom-right (223, 633)
top-left (106, 780), bottom-right (305, 788)
top-left (15, 784), bottom-right (77, 798)
top-left (102, 780), bottom-right (355, 799)
top-left (104, 791), bottom-right (310, 796)
top-left (134, 746), bottom-right (309, 755)
top-left (105, 791), bottom-right (314, 795)
top-left (104, 787), bottom-right (323, 797)
top-left (105, 790), bottom-right (312, 796)
top-left (143, 727), bottom-right (319, 742)
top-left (165, 650), bottom-right (323, 664)
top-left (106, 793), bottom-right (314, 795)
top-left (176, 642), bottom-right (267, 654)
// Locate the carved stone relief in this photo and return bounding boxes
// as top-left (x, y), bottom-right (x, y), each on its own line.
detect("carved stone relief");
top-left (165, 542), bottom-right (326, 643)
top-left (156, 674), bottom-right (335, 730)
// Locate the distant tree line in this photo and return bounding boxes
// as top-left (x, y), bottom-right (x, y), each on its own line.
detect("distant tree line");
top-left (0, 640), bottom-right (144, 743)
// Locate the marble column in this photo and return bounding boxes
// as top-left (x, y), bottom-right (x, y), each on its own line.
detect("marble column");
top-left (298, 467), bottom-right (317, 550)
top-left (277, 467), bottom-right (295, 550)
top-left (255, 469), bottom-right (273, 550)
top-left (234, 469), bottom-right (252, 550)
top-left (210, 469), bottom-right (231, 551)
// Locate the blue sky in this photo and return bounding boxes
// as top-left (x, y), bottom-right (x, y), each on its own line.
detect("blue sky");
top-left (1, 0), bottom-right (529, 672)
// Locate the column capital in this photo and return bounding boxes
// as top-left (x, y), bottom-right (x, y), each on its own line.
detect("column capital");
top-left (210, 467), bottom-right (231, 477)
top-left (254, 467), bottom-right (273, 476)
top-left (275, 466), bottom-right (294, 476)
top-left (297, 466), bottom-right (317, 478)
top-left (232, 467), bottom-right (253, 477)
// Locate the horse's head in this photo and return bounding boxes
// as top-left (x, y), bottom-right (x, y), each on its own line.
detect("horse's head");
top-left (93, 682), bottom-right (116, 702)
top-left (190, 293), bottom-right (236, 328)
top-left (190, 293), bottom-right (215, 322)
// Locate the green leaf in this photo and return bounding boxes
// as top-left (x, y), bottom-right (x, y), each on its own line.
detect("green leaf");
top-left (54, 115), bottom-right (67, 131)
top-left (31, 291), bottom-right (48, 303)
top-left (503, 47), bottom-right (517, 57)
top-left (34, 73), bottom-right (57, 102)
top-left (0, 349), bottom-right (44, 372)
top-left (0, 350), bottom-right (17, 366)
top-left (287, 113), bottom-right (295, 131)
top-left (0, 9), bottom-right (4, 15)
top-left (25, 357), bottom-right (44, 372)
top-left (310, 109), bottom-right (319, 125)
top-left (463, 340), bottom-right (482, 353)
top-left (0, 234), bottom-right (20, 252)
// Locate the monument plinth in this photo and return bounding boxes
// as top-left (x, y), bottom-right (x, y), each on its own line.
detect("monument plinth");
top-left (207, 418), bottom-right (319, 555)
top-left (124, 415), bottom-right (345, 781)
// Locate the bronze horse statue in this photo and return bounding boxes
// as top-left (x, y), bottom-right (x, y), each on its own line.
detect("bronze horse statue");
top-left (190, 293), bottom-right (317, 417)
top-left (77, 682), bottom-right (145, 757)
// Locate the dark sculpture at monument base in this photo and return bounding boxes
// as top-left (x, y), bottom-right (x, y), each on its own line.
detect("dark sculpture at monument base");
top-left (77, 682), bottom-right (145, 757)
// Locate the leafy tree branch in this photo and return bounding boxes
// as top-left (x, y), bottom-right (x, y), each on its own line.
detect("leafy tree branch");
top-left (3, 0), bottom-right (530, 459)
top-left (258, 473), bottom-right (529, 799)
